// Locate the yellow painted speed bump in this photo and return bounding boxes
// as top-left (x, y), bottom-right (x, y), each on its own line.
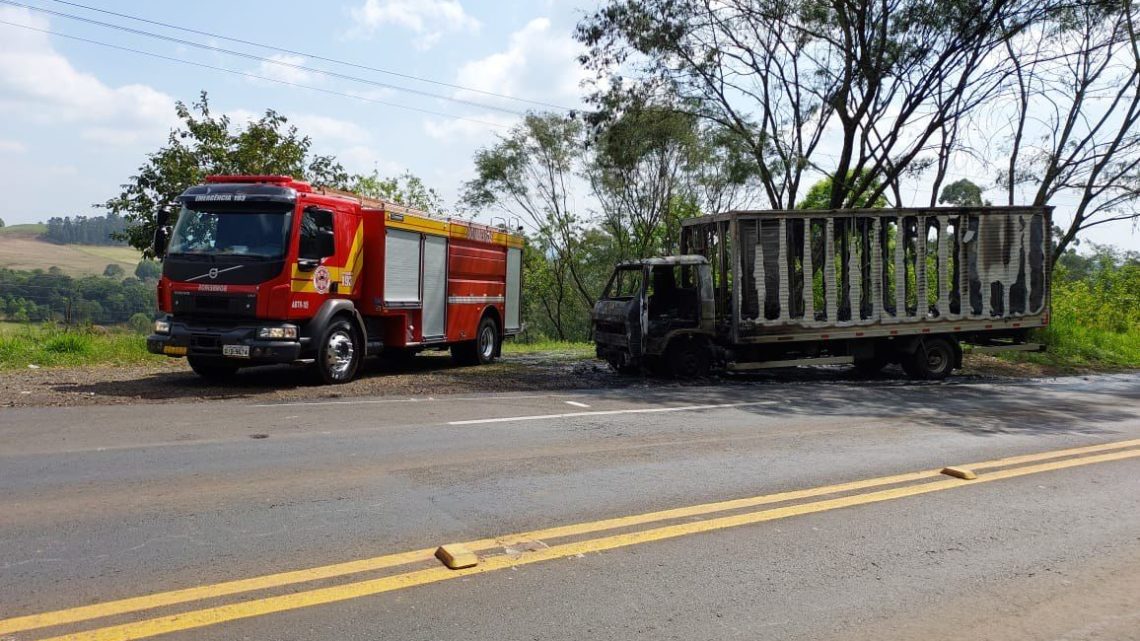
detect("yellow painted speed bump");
top-left (941, 466), bottom-right (978, 480)
top-left (435, 544), bottom-right (479, 569)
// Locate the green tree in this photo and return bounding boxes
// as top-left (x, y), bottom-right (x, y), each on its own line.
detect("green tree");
top-left (589, 100), bottom-right (760, 259)
top-left (938, 179), bottom-right (990, 207)
top-left (798, 172), bottom-right (888, 210)
top-left (463, 114), bottom-right (596, 340)
top-left (102, 264), bottom-right (125, 279)
top-left (134, 260), bottom-right (163, 281)
top-left (104, 92), bottom-right (349, 256)
top-left (0, 217), bottom-right (5, 228)
top-left (350, 170), bottom-right (445, 213)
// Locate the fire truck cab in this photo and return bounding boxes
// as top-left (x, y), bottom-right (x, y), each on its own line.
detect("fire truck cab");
top-left (147, 175), bottom-right (524, 384)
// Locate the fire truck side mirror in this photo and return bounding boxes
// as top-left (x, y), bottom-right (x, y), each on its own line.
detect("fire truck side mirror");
top-left (152, 209), bottom-right (171, 258)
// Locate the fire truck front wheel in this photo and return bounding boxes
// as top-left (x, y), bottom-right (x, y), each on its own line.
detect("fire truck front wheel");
top-left (313, 318), bottom-right (361, 384)
top-left (452, 316), bottom-right (500, 366)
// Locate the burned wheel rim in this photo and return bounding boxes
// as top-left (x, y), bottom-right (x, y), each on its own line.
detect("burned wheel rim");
top-left (324, 330), bottom-right (356, 380)
top-left (478, 324), bottom-right (496, 361)
top-left (926, 348), bottom-right (948, 373)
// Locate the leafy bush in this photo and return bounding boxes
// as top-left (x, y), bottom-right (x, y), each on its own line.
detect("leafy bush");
top-left (129, 312), bottom-right (153, 334)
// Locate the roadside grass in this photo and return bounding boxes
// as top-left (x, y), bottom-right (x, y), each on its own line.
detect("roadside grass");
top-left (0, 324), bottom-right (159, 370)
top-left (1000, 272), bottom-right (1140, 371)
top-left (1003, 319), bottom-right (1140, 371)
top-left (503, 338), bottom-right (593, 359)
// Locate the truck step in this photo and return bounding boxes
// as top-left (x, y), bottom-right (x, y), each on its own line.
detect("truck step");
top-left (728, 355), bottom-right (855, 371)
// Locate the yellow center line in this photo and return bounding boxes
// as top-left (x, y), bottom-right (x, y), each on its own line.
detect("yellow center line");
top-left (32, 446), bottom-right (1140, 641)
top-left (3, 437), bottom-right (1139, 636)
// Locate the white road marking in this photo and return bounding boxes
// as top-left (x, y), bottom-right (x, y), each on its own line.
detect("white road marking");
top-left (564, 401), bottom-right (591, 408)
top-left (251, 394), bottom-right (577, 408)
top-left (447, 401), bottom-right (778, 425)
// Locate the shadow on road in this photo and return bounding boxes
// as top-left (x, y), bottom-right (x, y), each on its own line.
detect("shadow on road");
top-left (37, 350), bottom-right (1140, 440)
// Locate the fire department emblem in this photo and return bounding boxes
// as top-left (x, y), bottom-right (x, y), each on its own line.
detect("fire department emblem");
top-left (313, 266), bottom-right (331, 294)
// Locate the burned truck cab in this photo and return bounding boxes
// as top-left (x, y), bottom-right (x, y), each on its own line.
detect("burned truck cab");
top-left (592, 256), bottom-right (716, 376)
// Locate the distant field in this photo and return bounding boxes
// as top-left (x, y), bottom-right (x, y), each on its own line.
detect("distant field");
top-left (0, 223), bottom-right (48, 236)
top-left (0, 234), bottom-right (141, 276)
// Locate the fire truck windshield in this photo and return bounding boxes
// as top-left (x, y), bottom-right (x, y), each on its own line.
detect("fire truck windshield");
top-left (167, 205), bottom-right (294, 259)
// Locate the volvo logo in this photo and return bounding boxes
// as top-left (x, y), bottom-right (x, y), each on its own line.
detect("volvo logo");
top-left (187, 264), bottom-right (245, 282)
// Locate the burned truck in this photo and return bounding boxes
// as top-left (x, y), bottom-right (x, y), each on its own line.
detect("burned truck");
top-left (592, 206), bottom-right (1051, 380)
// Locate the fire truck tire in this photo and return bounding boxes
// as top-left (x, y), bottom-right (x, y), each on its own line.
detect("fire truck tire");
top-left (452, 316), bottom-right (499, 366)
top-left (902, 337), bottom-right (956, 381)
top-left (313, 318), bottom-right (361, 384)
top-left (187, 357), bottom-right (239, 381)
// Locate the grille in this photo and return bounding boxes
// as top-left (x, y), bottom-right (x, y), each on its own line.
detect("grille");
top-left (172, 292), bottom-right (256, 318)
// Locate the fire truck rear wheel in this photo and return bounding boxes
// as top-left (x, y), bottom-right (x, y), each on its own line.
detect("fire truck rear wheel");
top-left (452, 316), bottom-right (499, 366)
top-left (187, 357), bottom-right (239, 381)
top-left (314, 318), bottom-right (361, 384)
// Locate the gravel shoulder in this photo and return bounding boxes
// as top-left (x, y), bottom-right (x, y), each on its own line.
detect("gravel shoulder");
top-left (0, 350), bottom-right (1125, 409)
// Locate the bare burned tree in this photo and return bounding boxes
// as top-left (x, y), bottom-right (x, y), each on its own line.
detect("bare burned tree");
top-left (577, 0), bottom-right (1048, 210)
top-left (999, 1), bottom-right (1140, 261)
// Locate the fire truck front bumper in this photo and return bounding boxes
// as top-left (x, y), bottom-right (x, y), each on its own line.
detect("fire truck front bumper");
top-left (147, 317), bottom-right (304, 364)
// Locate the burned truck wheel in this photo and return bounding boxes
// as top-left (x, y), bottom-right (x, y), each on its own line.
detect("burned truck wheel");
top-left (606, 356), bottom-right (641, 376)
top-left (188, 357), bottom-right (239, 381)
top-left (314, 318), bottom-right (360, 384)
top-left (453, 316), bottom-right (500, 366)
top-left (667, 335), bottom-right (711, 379)
top-left (853, 353), bottom-right (890, 376)
top-left (902, 337), bottom-right (956, 381)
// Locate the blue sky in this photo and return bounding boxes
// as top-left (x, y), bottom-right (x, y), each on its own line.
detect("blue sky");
top-left (0, 0), bottom-right (587, 224)
top-left (0, 0), bottom-right (1136, 250)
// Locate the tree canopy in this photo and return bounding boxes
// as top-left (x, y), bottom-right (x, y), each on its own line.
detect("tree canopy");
top-left (104, 92), bottom-right (348, 256)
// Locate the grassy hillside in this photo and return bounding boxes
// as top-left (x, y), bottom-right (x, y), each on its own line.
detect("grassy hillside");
top-left (0, 234), bottom-right (141, 276)
top-left (0, 223), bottom-right (48, 236)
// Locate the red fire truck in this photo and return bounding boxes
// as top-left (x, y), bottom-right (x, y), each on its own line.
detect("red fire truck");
top-left (147, 175), bottom-right (524, 384)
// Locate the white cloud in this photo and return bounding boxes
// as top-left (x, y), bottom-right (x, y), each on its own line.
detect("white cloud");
top-left (289, 114), bottom-right (370, 144)
top-left (255, 54), bottom-right (315, 85)
top-left (423, 17), bottom-right (586, 142)
top-left (337, 145), bottom-right (402, 176)
top-left (350, 0), bottom-right (480, 50)
top-left (0, 139), bottom-right (27, 153)
top-left (422, 112), bottom-right (517, 142)
top-left (453, 18), bottom-right (585, 108)
top-left (0, 7), bottom-right (176, 144)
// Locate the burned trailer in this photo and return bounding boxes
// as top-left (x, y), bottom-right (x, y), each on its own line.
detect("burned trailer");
top-left (593, 206), bottom-right (1051, 380)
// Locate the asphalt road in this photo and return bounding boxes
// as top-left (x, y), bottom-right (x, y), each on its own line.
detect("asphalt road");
top-left (2, 373), bottom-right (1139, 641)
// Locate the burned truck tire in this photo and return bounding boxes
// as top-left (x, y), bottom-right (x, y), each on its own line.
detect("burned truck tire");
top-left (853, 352), bottom-right (891, 375)
top-left (902, 337), bottom-right (956, 381)
top-left (314, 318), bottom-right (360, 384)
top-left (188, 357), bottom-right (239, 381)
top-left (452, 316), bottom-right (500, 366)
top-left (667, 335), bottom-right (711, 379)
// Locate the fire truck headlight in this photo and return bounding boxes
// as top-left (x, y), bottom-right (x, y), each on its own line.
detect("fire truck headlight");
top-left (258, 325), bottom-right (298, 340)
top-left (154, 319), bottom-right (171, 334)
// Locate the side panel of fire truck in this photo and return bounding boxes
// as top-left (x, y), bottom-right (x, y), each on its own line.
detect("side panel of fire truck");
top-left (505, 247), bottom-right (522, 332)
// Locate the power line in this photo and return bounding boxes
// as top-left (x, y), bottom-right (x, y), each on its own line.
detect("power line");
top-left (43, 0), bottom-right (572, 112)
top-left (0, 19), bottom-right (513, 130)
top-left (2, 0), bottom-right (547, 117)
